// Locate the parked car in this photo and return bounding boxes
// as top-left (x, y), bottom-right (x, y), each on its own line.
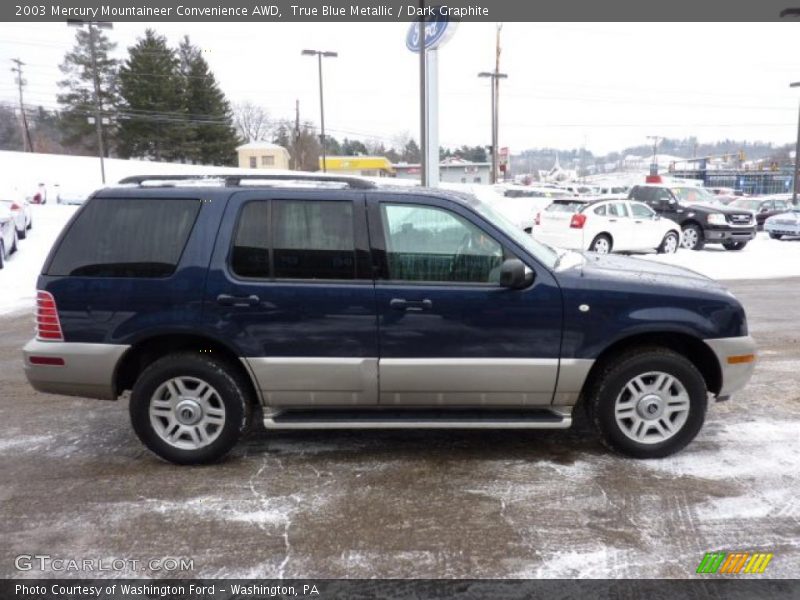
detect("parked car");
top-left (534, 197), bottom-right (682, 254)
top-left (56, 185), bottom-right (94, 206)
top-left (23, 174), bottom-right (756, 464)
top-left (29, 183), bottom-right (47, 204)
top-left (0, 203), bottom-right (19, 269)
top-left (764, 208), bottom-right (800, 239)
top-left (493, 195), bottom-right (553, 233)
top-left (628, 184), bottom-right (756, 251)
top-left (726, 197), bottom-right (791, 230)
top-left (0, 197), bottom-right (32, 239)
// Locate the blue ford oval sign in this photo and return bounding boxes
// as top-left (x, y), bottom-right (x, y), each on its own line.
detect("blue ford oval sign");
top-left (406, 13), bottom-right (456, 52)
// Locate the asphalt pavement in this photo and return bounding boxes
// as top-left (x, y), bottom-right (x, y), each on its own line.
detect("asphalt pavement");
top-left (1, 278), bottom-right (798, 578)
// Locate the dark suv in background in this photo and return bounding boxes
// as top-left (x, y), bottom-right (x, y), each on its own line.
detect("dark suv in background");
top-left (23, 174), bottom-right (756, 464)
top-left (629, 184), bottom-right (756, 251)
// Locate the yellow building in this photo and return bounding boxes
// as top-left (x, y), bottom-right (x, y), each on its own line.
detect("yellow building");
top-left (237, 142), bottom-right (291, 170)
top-left (320, 156), bottom-right (395, 177)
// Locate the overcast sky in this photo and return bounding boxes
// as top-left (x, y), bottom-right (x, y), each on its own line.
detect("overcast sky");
top-left (0, 22), bottom-right (798, 154)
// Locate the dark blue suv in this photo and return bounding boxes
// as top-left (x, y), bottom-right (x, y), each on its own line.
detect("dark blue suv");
top-left (23, 174), bottom-right (756, 464)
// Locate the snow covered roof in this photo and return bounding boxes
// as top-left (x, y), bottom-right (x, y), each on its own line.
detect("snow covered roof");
top-left (236, 142), bottom-right (289, 152)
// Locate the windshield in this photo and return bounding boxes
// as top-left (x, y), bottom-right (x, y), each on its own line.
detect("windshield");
top-left (671, 187), bottom-right (716, 205)
top-left (470, 196), bottom-right (560, 269)
top-left (729, 199), bottom-right (761, 211)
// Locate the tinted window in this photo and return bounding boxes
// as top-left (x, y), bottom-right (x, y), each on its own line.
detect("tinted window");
top-left (630, 186), bottom-right (653, 202)
top-left (593, 204), bottom-right (607, 216)
top-left (609, 203), bottom-right (629, 217)
top-left (48, 198), bottom-right (200, 277)
top-left (231, 201), bottom-right (270, 278)
top-left (381, 204), bottom-right (503, 284)
top-left (775, 200), bottom-right (788, 209)
top-left (272, 200), bottom-right (355, 279)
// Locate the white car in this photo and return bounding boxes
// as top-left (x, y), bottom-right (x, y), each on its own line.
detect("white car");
top-left (533, 198), bottom-right (682, 254)
top-left (0, 197), bottom-right (32, 240)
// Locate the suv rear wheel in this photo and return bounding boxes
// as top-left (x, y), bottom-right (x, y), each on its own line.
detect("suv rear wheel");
top-left (130, 353), bottom-right (253, 465)
top-left (680, 224), bottom-right (705, 251)
top-left (587, 347), bottom-right (707, 458)
top-left (769, 233), bottom-right (783, 240)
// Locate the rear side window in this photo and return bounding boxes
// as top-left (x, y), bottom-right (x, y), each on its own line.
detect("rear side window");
top-left (546, 201), bottom-right (587, 213)
top-left (231, 199), bottom-right (356, 280)
top-left (47, 198), bottom-right (200, 277)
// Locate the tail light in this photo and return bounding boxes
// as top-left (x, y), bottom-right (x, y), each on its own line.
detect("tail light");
top-left (36, 291), bottom-right (64, 341)
top-left (534, 212), bottom-right (541, 226)
top-left (10, 202), bottom-right (20, 211)
top-left (570, 213), bottom-right (587, 229)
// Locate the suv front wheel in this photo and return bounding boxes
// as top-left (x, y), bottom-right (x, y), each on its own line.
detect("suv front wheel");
top-left (130, 353), bottom-right (253, 465)
top-left (722, 241), bottom-right (747, 251)
top-left (587, 347), bottom-right (707, 458)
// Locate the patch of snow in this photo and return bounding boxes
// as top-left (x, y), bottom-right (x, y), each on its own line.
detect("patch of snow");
top-left (640, 233), bottom-right (800, 280)
top-left (0, 434), bottom-right (53, 451)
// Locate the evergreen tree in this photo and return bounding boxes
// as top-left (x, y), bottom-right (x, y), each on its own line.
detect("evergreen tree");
top-left (57, 26), bottom-right (118, 156)
top-left (0, 103), bottom-right (22, 151)
top-left (117, 29), bottom-right (185, 161)
top-left (178, 36), bottom-right (239, 165)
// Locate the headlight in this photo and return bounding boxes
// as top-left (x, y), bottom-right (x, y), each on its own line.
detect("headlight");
top-left (707, 213), bottom-right (726, 226)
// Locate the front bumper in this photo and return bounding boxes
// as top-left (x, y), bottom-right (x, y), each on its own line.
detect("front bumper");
top-left (23, 339), bottom-right (129, 400)
top-left (765, 223), bottom-right (800, 236)
top-left (704, 336), bottom-right (757, 398)
top-left (704, 227), bottom-right (756, 243)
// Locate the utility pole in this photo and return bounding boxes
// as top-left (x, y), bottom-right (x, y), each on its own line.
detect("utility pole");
top-left (10, 58), bottom-right (33, 152)
top-left (294, 98), bottom-right (300, 171)
top-left (418, 0), bottom-right (428, 185)
top-left (67, 20), bottom-right (112, 184)
top-left (478, 25), bottom-right (507, 184)
top-left (302, 49), bottom-right (337, 173)
top-left (791, 82), bottom-right (800, 205)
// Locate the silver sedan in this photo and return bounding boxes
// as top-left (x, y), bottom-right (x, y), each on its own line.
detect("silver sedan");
top-left (764, 208), bottom-right (800, 239)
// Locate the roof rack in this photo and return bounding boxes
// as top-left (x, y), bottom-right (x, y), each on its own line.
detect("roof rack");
top-left (117, 173), bottom-right (377, 190)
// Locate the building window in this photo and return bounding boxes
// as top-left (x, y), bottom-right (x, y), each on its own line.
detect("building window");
top-left (249, 156), bottom-right (257, 169)
top-left (473, 177), bottom-right (482, 183)
top-left (261, 155), bottom-right (275, 167)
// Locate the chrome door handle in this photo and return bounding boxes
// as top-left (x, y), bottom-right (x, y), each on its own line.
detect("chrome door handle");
top-left (216, 294), bottom-right (260, 307)
top-left (390, 298), bottom-right (433, 312)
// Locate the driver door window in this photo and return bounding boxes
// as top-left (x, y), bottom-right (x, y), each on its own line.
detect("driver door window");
top-left (380, 203), bottom-right (504, 284)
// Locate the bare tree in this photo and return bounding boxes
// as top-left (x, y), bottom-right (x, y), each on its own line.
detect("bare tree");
top-left (233, 101), bottom-right (272, 142)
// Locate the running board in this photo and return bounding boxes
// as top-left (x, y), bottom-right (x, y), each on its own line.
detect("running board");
top-left (263, 408), bottom-right (572, 430)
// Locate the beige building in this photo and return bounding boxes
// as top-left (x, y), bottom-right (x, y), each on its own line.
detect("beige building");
top-left (236, 142), bottom-right (291, 170)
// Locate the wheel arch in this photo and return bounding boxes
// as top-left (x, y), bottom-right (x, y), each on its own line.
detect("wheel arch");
top-left (113, 333), bottom-right (260, 404)
top-left (589, 231), bottom-right (613, 252)
top-left (580, 331), bottom-right (722, 400)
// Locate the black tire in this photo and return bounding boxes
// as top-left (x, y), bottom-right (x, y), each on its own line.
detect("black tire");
top-left (769, 233), bottom-right (782, 240)
top-left (586, 347), bottom-right (707, 458)
top-left (657, 231), bottom-right (680, 254)
top-left (0, 240), bottom-right (4, 269)
top-left (10, 230), bottom-right (17, 254)
top-left (17, 226), bottom-right (26, 240)
top-left (26, 218), bottom-right (32, 230)
top-left (130, 353), bottom-right (254, 465)
top-left (680, 223), bottom-right (705, 251)
top-left (589, 233), bottom-right (612, 255)
top-left (722, 241), bottom-right (747, 251)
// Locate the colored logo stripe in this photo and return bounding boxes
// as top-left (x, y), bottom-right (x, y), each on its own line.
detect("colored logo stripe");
top-left (697, 552), bottom-right (773, 574)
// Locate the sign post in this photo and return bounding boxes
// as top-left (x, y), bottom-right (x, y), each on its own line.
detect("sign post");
top-left (407, 11), bottom-right (456, 188)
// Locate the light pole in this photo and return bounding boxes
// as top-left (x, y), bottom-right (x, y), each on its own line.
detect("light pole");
top-left (302, 49), bottom-right (337, 173)
top-left (791, 82), bottom-right (800, 205)
top-left (478, 70), bottom-right (507, 184)
top-left (646, 135), bottom-right (662, 176)
top-left (68, 20), bottom-right (112, 184)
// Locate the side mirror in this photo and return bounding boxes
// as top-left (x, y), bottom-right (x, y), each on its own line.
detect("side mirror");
top-left (499, 258), bottom-right (534, 289)
top-left (760, 207), bottom-right (769, 213)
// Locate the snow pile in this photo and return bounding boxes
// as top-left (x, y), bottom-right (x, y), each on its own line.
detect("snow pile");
top-left (0, 204), bottom-right (77, 315)
top-left (641, 233), bottom-right (800, 280)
